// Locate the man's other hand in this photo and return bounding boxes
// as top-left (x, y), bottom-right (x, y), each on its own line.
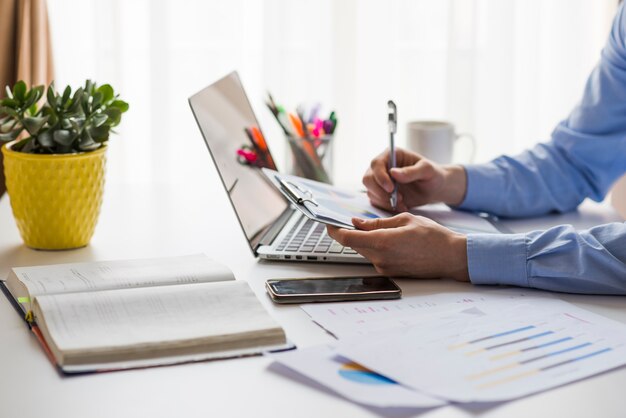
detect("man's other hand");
top-left (363, 148), bottom-right (468, 212)
top-left (327, 213), bottom-right (470, 281)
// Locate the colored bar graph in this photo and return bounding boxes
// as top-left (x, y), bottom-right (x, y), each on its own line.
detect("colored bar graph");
top-left (490, 336), bottom-right (573, 360)
top-left (468, 342), bottom-right (593, 380)
top-left (540, 347), bottom-right (612, 371)
top-left (466, 331), bottom-right (554, 356)
top-left (486, 331), bottom-right (553, 351)
top-left (520, 342), bottom-right (592, 365)
top-left (456, 320), bottom-right (616, 391)
top-left (477, 347), bottom-right (613, 389)
top-left (449, 325), bottom-right (536, 350)
top-left (468, 325), bottom-right (535, 344)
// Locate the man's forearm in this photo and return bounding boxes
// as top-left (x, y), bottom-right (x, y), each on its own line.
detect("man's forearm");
top-left (455, 143), bottom-right (601, 218)
top-left (441, 165), bottom-right (467, 207)
top-left (467, 223), bottom-right (626, 295)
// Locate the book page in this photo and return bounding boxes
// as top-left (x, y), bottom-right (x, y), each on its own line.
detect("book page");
top-left (13, 254), bottom-right (233, 298)
top-left (34, 281), bottom-right (284, 364)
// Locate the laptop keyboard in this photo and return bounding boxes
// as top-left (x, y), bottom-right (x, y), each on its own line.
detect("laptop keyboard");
top-left (276, 218), bottom-right (358, 255)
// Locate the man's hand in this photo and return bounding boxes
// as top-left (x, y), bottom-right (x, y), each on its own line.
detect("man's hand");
top-left (363, 148), bottom-right (467, 212)
top-left (327, 213), bottom-right (470, 281)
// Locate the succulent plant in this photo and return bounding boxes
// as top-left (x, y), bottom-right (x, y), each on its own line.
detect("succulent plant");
top-left (0, 80), bottom-right (128, 154)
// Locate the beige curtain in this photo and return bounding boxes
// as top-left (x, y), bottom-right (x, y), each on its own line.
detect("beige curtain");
top-left (0, 0), bottom-right (54, 198)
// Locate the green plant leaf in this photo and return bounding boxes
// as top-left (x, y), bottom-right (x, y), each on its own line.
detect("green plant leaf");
top-left (70, 117), bottom-right (85, 132)
top-left (61, 85), bottom-right (72, 106)
top-left (28, 103), bottom-right (38, 115)
top-left (0, 130), bottom-right (21, 142)
top-left (0, 118), bottom-right (15, 133)
top-left (22, 115), bottom-right (49, 135)
top-left (85, 80), bottom-right (94, 94)
top-left (53, 129), bottom-right (74, 146)
top-left (13, 81), bottom-right (26, 102)
top-left (111, 100), bottom-right (129, 113)
top-left (69, 89), bottom-right (84, 113)
top-left (10, 137), bottom-right (29, 151)
top-left (97, 84), bottom-right (114, 104)
top-left (24, 88), bottom-right (36, 108)
top-left (33, 85), bottom-right (44, 101)
top-left (0, 106), bottom-right (18, 117)
top-left (37, 130), bottom-right (54, 147)
top-left (92, 91), bottom-right (103, 110)
top-left (78, 130), bottom-right (100, 151)
top-left (41, 104), bottom-right (52, 115)
top-left (4, 80), bottom-right (125, 153)
top-left (1, 98), bottom-right (19, 108)
top-left (23, 85), bottom-right (44, 108)
top-left (46, 110), bottom-right (58, 126)
top-left (104, 107), bottom-right (122, 126)
top-left (92, 113), bottom-right (108, 127)
top-left (81, 92), bottom-right (90, 114)
top-left (46, 84), bottom-right (57, 107)
top-left (21, 138), bottom-right (37, 153)
top-left (79, 140), bottom-right (100, 151)
top-left (89, 125), bottom-right (110, 141)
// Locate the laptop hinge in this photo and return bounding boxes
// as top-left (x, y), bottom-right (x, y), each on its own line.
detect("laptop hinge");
top-left (255, 207), bottom-right (296, 251)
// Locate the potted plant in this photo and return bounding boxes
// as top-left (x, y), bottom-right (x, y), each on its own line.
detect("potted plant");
top-left (0, 80), bottom-right (128, 250)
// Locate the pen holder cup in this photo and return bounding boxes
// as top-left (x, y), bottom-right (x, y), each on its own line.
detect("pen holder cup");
top-left (285, 135), bottom-right (333, 184)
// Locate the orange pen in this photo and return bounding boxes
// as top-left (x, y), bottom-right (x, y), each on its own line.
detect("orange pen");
top-left (288, 113), bottom-right (305, 138)
top-left (301, 138), bottom-right (321, 164)
top-left (250, 126), bottom-right (277, 169)
top-left (251, 126), bottom-right (268, 151)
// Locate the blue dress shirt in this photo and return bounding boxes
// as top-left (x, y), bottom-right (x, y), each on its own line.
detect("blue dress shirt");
top-left (459, 4), bottom-right (626, 294)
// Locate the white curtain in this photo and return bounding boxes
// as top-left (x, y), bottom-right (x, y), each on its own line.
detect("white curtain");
top-left (47, 0), bottom-right (617, 188)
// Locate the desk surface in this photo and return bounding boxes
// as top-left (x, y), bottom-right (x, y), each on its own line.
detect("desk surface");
top-left (0, 171), bottom-right (624, 418)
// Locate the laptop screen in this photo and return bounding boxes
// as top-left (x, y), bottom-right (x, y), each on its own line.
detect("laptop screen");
top-left (189, 72), bottom-right (288, 251)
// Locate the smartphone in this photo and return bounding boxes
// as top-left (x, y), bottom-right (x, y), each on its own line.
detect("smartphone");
top-left (265, 276), bottom-right (401, 304)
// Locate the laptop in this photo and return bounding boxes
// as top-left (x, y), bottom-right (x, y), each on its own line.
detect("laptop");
top-left (189, 71), bottom-right (368, 263)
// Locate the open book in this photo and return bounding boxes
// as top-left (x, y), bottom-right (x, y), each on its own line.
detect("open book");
top-left (1, 254), bottom-right (289, 374)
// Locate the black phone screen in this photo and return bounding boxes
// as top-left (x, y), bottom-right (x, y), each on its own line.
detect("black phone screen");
top-left (268, 276), bottom-right (398, 295)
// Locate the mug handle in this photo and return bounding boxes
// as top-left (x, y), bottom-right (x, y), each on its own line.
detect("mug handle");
top-left (455, 133), bottom-right (476, 163)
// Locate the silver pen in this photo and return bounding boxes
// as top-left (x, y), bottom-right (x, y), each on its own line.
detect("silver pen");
top-left (387, 100), bottom-right (398, 210)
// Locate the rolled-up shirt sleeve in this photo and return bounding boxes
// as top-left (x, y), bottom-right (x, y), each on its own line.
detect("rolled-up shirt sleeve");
top-left (467, 223), bottom-right (626, 295)
top-left (458, 2), bottom-right (626, 218)
top-left (460, 4), bottom-right (626, 295)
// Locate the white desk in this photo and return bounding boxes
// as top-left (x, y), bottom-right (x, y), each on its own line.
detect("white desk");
top-left (0, 172), bottom-right (624, 418)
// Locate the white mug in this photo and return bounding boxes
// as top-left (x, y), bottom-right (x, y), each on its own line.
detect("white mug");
top-left (406, 121), bottom-right (475, 164)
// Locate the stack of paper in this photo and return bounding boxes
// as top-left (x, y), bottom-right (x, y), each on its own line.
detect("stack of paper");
top-left (271, 345), bottom-right (445, 409)
top-left (269, 289), bottom-right (626, 410)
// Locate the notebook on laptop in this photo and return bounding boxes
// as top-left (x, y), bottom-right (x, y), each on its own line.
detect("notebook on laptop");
top-left (188, 71), bottom-right (367, 263)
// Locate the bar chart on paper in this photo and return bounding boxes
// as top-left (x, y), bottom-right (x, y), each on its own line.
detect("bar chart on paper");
top-left (337, 305), bottom-right (626, 402)
top-left (451, 322), bottom-right (615, 393)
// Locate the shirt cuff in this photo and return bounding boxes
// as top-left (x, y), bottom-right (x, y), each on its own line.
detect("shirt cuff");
top-left (467, 233), bottom-right (529, 288)
top-left (458, 164), bottom-right (502, 211)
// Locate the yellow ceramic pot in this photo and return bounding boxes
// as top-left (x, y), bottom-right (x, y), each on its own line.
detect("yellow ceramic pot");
top-left (2, 140), bottom-right (106, 250)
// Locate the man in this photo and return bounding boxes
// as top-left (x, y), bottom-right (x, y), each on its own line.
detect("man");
top-left (327, 3), bottom-right (626, 295)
